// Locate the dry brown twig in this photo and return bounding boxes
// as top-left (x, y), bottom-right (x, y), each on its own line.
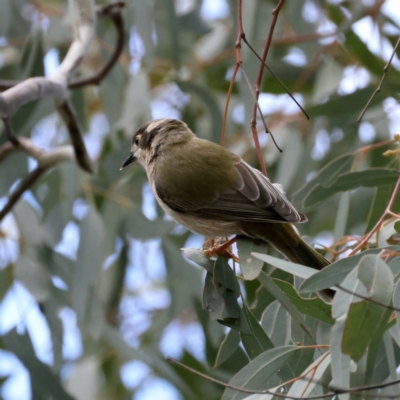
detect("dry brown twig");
top-left (0, 0), bottom-right (125, 221)
top-left (222, 0), bottom-right (309, 176)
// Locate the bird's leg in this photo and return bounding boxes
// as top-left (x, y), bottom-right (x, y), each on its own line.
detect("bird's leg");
top-left (203, 236), bottom-right (238, 262)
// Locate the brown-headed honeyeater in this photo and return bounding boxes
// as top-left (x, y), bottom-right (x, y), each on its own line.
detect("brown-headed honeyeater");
top-left (121, 119), bottom-right (333, 302)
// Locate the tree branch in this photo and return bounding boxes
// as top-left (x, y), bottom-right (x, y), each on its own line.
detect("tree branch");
top-left (69, 2), bottom-right (125, 89)
top-left (55, 100), bottom-right (94, 172)
top-left (0, 167), bottom-right (46, 222)
top-left (0, 2), bottom-right (125, 92)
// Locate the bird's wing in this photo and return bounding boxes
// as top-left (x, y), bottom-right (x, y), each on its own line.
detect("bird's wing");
top-left (155, 159), bottom-right (306, 224)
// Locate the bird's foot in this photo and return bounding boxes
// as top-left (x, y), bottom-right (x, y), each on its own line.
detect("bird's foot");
top-left (203, 236), bottom-right (239, 262)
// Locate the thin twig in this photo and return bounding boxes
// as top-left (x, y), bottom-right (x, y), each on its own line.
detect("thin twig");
top-left (349, 177), bottom-right (400, 255)
top-left (221, 0), bottom-right (244, 146)
top-left (242, 36), bottom-right (309, 120)
top-left (166, 356), bottom-right (337, 399)
top-left (55, 100), bottom-right (94, 173)
top-left (335, 284), bottom-right (400, 313)
top-left (250, 0), bottom-right (286, 175)
top-left (0, 167), bottom-right (46, 222)
top-left (167, 355), bottom-right (400, 399)
top-left (358, 35), bottom-right (400, 122)
top-left (241, 67), bottom-right (282, 152)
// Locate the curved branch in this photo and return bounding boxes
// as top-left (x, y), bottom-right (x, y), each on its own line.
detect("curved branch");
top-left (56, 100), bottom-right (94, 172)
top-left (69, 2), bottom-right (125, 89)
top-left (0, 2), bottom-right (126, 92)
top-left (0, 166), bottom-right (46, 222)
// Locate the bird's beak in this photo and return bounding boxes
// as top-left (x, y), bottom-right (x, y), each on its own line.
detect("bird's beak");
top-left (120, 153), bottom-right (137, 170)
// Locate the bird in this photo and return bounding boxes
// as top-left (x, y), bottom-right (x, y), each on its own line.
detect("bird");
top-left (120, 118), bottom-right (333, 302)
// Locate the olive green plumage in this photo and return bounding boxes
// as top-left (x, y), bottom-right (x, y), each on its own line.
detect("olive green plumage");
top-left (121, 118), bottom-right (333, 303)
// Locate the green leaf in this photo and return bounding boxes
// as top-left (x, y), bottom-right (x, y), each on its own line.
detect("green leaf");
top-left (366, 185), bottom-right (395, 233)
top-left (72, 207), bottom-right (106, 323)
top-left (307, 87), bottom-right (376, 118)
top-left (273, 279), bottom-right (334, 325)
top-left (286, 352), bottom-right (331, 398)
top-left (0, 264), bottom-right (13, 302)
top-left (3, 329), bottom-right (74, 400)
top-left (0, 151), bottom-right (28, 198)
top-left (177, 81), bottom-right (223, 144)
top-left (299, 247), bottom-right (400, 294)
top-left (341, 301), bottom-right (388, 362)
top-left (293, 153), bottom-right (354, 207)
top-left (237, 237), bottom-right (267, 280)
top-left (162, 235), bottom-right (203, 317)
top-left (202, 272), bottom-right (240, 321)
top-left (303, 169), bottom-right (400, 209)
top-left (357, 255), bottom-right (394, 305)
top-left (395, 221), bottom-right (400, 234)
top-left (214, 329), bottom-right (241, 368)
top-left (221, 346), bottom-right (301, 400)
top-left (330, 317), bottom-right (351, 391)
top-left (252, 253), bottom-right (317, 279)
top-left (132, 0), bottom-right (155, 69)
top-left (13, 199), bottom-right (44, 245)
top-left (240, 304), bottom-right (274, 360)
top-left (345, 30), bottom-right (388, 76)
top-left (218, 308), bottom-right (252, 335)
top-left (257, 273), bottom-right (319, 356)
top-left (261, 301), bottom-right (289, 347)
top-left (213, 256), bottom-right (240, 295)
top-left (336, 255), bottom-right (394, 362)
top-left (14, 254), bottom-right (52, 302)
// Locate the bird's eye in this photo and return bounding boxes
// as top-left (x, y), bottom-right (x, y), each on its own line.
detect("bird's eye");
top-left (134, 137), bottom-right (140, 146)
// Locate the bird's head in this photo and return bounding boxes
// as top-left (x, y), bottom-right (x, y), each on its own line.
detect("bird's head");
top-left (120, 118), bottom-right (195, 170)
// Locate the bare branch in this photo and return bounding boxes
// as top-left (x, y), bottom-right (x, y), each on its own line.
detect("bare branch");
top-left (0, 2), bottom-right (126, 92)
top-left (0, 142), bottom-right (19, 162)
top-left (0, 167), bottom-right (46, 222)
top-left (69, 2), bottom-right (125, 89)
top-left (0, 0), bottom-right (97, 118)
top-left (56, 100), bottom-right (94, 172)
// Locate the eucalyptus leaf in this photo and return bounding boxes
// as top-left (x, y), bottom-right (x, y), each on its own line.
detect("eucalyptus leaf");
top-left (3, 329), bottom-right (74, 400)
top-left (300, 247), bottom-right (400, 294)
top-left (72, 207), bottom-right (106, 323)
top-left (240, 304), bottom-right (274, 360)
top-left (214, 329), bottom-right (241, 368)
top-left (237, 238), bottom-right (267, 280)
top-left (304, 169), bottom-right (400, 209)
top-left (221, 346), bottom-right (301, 400)
top-left (253, 253), bottom-right (317, 279)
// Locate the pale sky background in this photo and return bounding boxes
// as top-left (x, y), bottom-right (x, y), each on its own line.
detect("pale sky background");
top-left (1, 0), bottom-right (400, 399)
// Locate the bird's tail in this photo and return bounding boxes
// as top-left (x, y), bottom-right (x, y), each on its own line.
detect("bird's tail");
top-left (240, 222), bottom-right (334, 303)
